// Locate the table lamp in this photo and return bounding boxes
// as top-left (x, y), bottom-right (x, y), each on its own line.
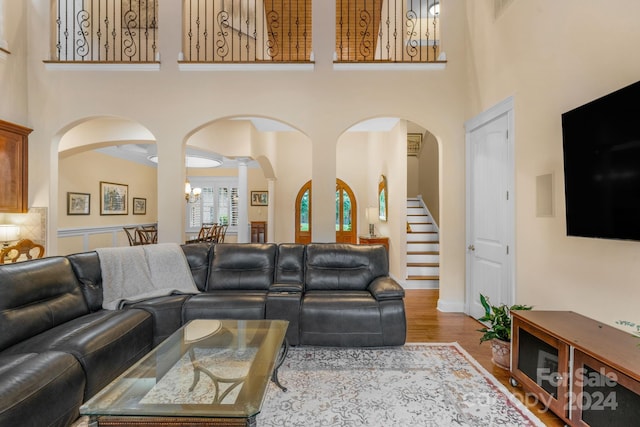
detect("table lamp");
top-left (0, 224), bottom-right (20, 247)
top-left (366, 207), bottom-right (379, 237)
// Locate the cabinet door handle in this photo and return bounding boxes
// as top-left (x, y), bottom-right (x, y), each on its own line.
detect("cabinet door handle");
top-left (468, 244), bottom-right (475, 251)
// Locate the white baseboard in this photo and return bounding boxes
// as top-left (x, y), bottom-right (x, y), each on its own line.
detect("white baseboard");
top-left (437, 298), bottom-right (465, 313)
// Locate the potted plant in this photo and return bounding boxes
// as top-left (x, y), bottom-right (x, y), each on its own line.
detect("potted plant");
top-left (477, 294), bottom-right (532, 370)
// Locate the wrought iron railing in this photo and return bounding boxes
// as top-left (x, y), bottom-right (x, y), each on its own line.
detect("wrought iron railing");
top-left (53, 0), bottom-right (158, 62)
top-left (51, 0), bottom-right (442, 65)
top-left (335, 0), bottom-right (442, 63)
top-left (183, 0), bottom-right (312, 63)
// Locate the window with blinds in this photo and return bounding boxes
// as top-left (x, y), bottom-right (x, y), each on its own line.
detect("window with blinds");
top-left (187, 178), bottom-right (239, 232)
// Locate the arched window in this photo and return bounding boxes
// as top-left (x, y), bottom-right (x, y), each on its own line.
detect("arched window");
top-left (295, 181), bottom-right (312, 244)
top-left (295, 179), bottom-right (357, 244)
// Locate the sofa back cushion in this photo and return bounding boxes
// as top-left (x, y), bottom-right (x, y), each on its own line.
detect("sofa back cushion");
top-left (180, 243), bottom-right (211, 291)
top-left (305, 243), bottom-right (389, 291)
top-left (207, 243), bottom-right (276, 291)
top-left (0, 257), bottom-right (89, 351)
top-left (275, 244), bottom-right (305, 284)
top-left (67, 251), bottom-right (103, 311)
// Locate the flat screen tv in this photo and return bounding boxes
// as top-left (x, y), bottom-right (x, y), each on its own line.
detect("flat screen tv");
top-left (562, 80), bottom-right (640, 241)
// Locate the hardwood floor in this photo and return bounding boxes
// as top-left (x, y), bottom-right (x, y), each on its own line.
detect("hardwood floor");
top-left (405, 289), bottom-right (565, 427)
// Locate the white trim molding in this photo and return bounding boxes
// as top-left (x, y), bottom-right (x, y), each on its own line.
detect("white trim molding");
top-left (178, 62), bottom-right (315, 72)
top-left (437, 298), bottom-right (465, 313)
top-left (44, 62), bottom-right (161, 72)
top-left (333, 61), bottom-right (446, 71)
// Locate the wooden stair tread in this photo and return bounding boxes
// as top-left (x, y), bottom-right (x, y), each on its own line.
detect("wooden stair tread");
top-left (407, 275), bottom-right (440, 280)
top-left (407, 263), bottom-right (439, 267)
top-left (408, 231), bottom-right (438, 234)
top-left (407, 251), bottom-right (440, 255)
top-left (407, 241), bottom-right (440, 244)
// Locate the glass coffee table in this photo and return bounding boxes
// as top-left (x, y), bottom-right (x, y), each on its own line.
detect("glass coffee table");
top-left (80, 319), bottom-right (289, 426)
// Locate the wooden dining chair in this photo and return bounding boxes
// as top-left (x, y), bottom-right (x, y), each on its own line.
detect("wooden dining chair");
top-left (123, 227), bottom-right (143, 246)
top-left (216, 225), bottom-right (228, 243)
top-left (202, 224), bottom-right (220, 243)
top-left (137, 227), bottom-right (158, 244)
top-left (0, 239), bottom-right (45, 264)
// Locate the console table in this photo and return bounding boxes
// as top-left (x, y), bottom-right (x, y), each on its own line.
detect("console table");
top-left (358, 235), bottom-right (389, 252)
top-left (250, 221), bottom-right (266, 243)
top-left (511, 310), bottom-right (640, 426)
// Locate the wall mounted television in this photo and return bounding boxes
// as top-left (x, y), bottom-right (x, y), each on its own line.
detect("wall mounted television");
top-left (562, 80), bottom-right (640, 241)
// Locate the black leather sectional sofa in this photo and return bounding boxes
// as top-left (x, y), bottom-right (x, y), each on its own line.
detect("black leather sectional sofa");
top-left (0, 242), bottom-right (406, 427)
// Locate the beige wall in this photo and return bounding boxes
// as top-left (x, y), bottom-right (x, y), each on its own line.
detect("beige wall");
top-left (407, 156), bottom-right (419, 197)
top-left (8, 1), bottom-right (470, 308)
top-left (57, 150), bottom-right (158, 254)
top-left (0, 1), bottom-right (27, 125)
top-left (58, 151), bottom-right (158, 228)
top-left (418, 132), bottom-right (440, 225)
top-left (465, 0), bottom-right (640, 327)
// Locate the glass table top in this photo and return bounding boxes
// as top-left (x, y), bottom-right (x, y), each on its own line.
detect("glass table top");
top-left (80, 319), bottom-right (288, 419)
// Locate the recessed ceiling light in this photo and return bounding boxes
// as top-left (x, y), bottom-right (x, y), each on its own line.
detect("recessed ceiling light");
top-left (147, 155), bottom-right (222, 168)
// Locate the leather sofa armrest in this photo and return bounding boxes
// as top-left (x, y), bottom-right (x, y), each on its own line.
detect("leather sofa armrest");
top-left (368, 276), bottom-right (405, 301)
top-left (269, 282), bottom-right (303, 293)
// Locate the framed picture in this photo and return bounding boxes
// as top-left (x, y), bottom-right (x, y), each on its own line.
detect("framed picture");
top-left (133, 197), bottom-right (147, 215)
top-left (251, 191), bottom-right (268, 206)
top-left (100, 181), bottom-right (128, 215)
top-left (67, 192), bottom-right (90, 215)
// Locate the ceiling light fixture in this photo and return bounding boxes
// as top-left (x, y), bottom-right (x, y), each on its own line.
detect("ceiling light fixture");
top-left (146, 154), bottom-right (221, 203)
top-left (429, 2), bottom-right (440, 17)
top-left (185, 179), bottom-right (202, 203)
top-left (147, 155), bottom-right (223, 168)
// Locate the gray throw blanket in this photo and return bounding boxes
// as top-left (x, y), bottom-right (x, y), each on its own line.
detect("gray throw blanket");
top-left (97, 243), bottom-right (200, 310)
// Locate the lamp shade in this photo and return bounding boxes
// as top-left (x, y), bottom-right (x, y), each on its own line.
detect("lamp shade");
top-left (366, 207), bottom-right (379, 224)
top-left (0, 224), bottom-right (20, 243)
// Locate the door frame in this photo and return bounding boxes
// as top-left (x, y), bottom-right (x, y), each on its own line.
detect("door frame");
top-left (464, 96), bottom-right (516, 314)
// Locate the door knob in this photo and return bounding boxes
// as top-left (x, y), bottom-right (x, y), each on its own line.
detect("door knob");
top-left (468, 244), bottom-right (475, 251)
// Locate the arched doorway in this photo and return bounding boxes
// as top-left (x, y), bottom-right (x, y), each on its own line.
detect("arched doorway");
top-left (295, 179), bottom-right (357, 244)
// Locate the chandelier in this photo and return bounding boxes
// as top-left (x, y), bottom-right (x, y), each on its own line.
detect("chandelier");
top-left (185, 180), bottom-right (202, 203)
top-left (147, 154), bottom-right (222, 203)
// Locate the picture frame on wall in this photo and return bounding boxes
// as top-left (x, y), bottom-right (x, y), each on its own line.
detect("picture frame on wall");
top-left (67, 192), bottom-right (90, 215)
top-left (133, 197), bottom-right (147, 215)
top-left (251, 191), bottom-right (268, 206)
top-left (100, 181), bottom-right (128, 215)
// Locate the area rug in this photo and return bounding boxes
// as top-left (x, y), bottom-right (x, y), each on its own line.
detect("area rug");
top-left (72, 343), bottom-right (544, 427)
top-left (255, 343), bottom-right (545, 427)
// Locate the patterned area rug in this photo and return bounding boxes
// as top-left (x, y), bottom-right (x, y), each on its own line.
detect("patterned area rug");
top-left (72, 343), bottom-right (543, 427)
top-left (256, 343), bottom-right (544, 427)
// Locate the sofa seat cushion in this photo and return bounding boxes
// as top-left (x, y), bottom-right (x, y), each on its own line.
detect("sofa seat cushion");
top-left (300, 291), bottom-right (384, 346)
top-left (3, 309), bottom-right (153, 399)
top-left (0, 352), bottom-right (85, 427)
top-left (125, 294), bottom-right (190, 346)
top-left (183, 291), bottom-right (267, 321)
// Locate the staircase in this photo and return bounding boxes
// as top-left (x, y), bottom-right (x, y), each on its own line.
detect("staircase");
top-left (406, 198), bottom-right (439, 288)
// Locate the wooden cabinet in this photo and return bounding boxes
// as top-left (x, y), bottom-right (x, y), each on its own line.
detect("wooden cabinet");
top-left (358, 235), bottom-right (389, 252)
top-left (0, 120), bottom-right (32, 213)
top-left (511, 311), bottom-right (640, 426)
top-left (250, 221), bottom-right (267, 243)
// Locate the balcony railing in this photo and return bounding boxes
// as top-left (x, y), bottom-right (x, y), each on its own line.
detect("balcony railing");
top-left (53, 0), bottom-right (158, 62)
top-left (182, 0), bottom-right (312, 63)
top-left (335, 0), bottom-right (442, 63)
top-left (51, 0), bottom-right (443, 65)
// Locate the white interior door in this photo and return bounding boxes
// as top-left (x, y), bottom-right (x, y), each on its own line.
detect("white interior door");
top-left (465, 98), bottom-right (515, 318)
